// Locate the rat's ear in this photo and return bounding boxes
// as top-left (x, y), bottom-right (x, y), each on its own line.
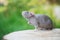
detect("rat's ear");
top-left (30, 12), bottom-right (35, 16)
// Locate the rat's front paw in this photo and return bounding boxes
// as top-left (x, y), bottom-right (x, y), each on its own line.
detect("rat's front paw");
top-left (28, 22), bottom-right (30, 24)
top-left (28, 22), bottom-right (31, 24)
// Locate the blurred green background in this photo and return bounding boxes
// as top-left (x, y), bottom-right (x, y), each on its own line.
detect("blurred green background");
top-left (0, 0), bottom-right (60, 40)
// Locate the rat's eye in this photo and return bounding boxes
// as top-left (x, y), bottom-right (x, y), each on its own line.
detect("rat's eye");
top-left (26, 11), bottom-right (29, 13)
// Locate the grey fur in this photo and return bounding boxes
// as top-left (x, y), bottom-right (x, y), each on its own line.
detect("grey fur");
top-left (22, 11), bottom-right (53, 30)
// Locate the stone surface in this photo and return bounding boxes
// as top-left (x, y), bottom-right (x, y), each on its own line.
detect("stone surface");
top-left (3, 28), bottom-right (60, 40)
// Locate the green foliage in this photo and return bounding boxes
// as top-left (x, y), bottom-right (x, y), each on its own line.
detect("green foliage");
top-left (0, 0), bottom-right (33, 40)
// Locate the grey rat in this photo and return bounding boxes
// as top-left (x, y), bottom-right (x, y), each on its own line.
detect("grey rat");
top-left (22, 11), bottom-right (54, 30)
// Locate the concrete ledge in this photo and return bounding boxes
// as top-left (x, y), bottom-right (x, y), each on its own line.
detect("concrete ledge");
top-left (3, 28), bottom-right (60, 40)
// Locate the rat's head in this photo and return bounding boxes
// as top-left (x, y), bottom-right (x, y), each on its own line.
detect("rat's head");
top-left (22, 11), bottom-right (34, 18)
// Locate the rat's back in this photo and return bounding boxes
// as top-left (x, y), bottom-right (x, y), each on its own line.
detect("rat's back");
top-left (35, 14), bottom-right (53, 30)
